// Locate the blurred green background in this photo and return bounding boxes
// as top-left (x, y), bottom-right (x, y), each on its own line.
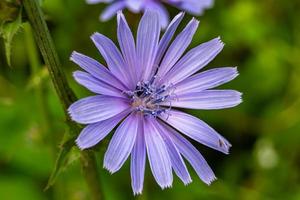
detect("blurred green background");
top-left (1, 0), bottom-right (300, 199)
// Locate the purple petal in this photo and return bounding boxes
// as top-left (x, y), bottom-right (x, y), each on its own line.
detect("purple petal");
top-left (174, 67), bottom-right (239, 95)
top-left (155, 120), bottom-right (192, 185)
top-left (156, 18), bottom-right (199, 80)
top-left (131, 115), bottom-right (146, 195)
top-left (163, 37), bottom-right (224, 85)
top-left (161, 90), bottom-right (242, 110)
top-left (160, 109), bottom-right (232, 154)
top-left (117, 12), bottom-right (138, 87)
top-left (161, 122), bottom-right (216, 185)
top-left (144, 117), bottom-right (173, 189)
top-left (145, 2), bottom-right (169, 29)
top-left (178, 0), bottom-right (214, 15)
top-left (76, 110), bottom-right (129, 149)
top-left (68, 95), bottom-right (130, 124)
top-left (100, 1), bottom-right (126, 21)
top-left (91, 32), bottom-right (131, 87)
top-left (137, 10), bottom-right (160, 80)
top-left (73, 71), bottom-right (124, 98)
top-left (154, 12), bottom-right (184, 65)
top-left (70, 51), bottom-right (127, 91)
top-left (104, 113), bottom-right (139, 173)
top-left (126, 0), bottom-right (144, 12)
top-left (86, 0), bottom-right (113, 4)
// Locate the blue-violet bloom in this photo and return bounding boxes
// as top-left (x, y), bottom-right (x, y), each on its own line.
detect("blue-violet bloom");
top-left (86, 0), bottom-right (214, 28)
top-left (68, 10), bottom-right (242, 195)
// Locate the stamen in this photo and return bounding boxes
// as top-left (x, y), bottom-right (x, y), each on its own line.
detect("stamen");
top-left (151, 95), bottom-right (170, 104)
top-left (122, 90), bottom-right (135, 97)
top-left (130, 76), bottom-right (174, 117)
top-left (155, 85), bottom-right (166, 95)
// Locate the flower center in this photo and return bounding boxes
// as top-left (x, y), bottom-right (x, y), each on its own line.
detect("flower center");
top-left (126, 76), bottom-right (174, 117)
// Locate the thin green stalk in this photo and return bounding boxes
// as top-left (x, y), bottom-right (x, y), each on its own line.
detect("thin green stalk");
top-left (22, 0), bottom-right (103, 199)
top-left (24, 21), bottom-right (63, 200)
top-left (81, 151), bottom-right (104, 200)
top-left (24, 22), bottom-right (50, 140)
top-left (22, 0), bottom-right (75, 113)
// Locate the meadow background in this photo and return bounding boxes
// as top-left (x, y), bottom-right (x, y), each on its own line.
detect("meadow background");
top-left (0, 0), bottom-right (300, 199)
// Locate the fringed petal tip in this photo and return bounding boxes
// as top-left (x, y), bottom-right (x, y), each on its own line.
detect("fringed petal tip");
top-left (216, 36), bottom-right (225, 47)
top-left (209, 36), bottom-right (224, 48)
top-left (160, 182), bottom-right (173, 190)
top-left (103, 164), bottom-right (117, 174)
top-left (67, 103), bottom-right (83, 125)
top-left (233, 66), bottom-right (240, 77)
top-left (133, 188), bottom-right (143, 196)
top-left (182, 17), bottom-right (199, 33)
top-left (205, 175), bottom-right (217, 185)
top-left (67, 106), bottom-right (75, 122)
top-left (221, 144), bottom-right (231, 155)
top-left (237, 92), bottom-right (243, 105)
top-left (90, 32), bottom-right (100, 41)
top-left (218, 136), bottom-right (232, 155)
top-left (225, 67), bottom-right (239, 82)
top-left (70, 51), bottom-right (80, 62)
top-left (216, 89), bottom-right (242, 109)
top-left (134, 183), bottom-right (171, 196)
top-left (133, 191), bottom-right (143, 196)
top-left (182, 177), bottom-right (193, 186)
top-left (72, 70), bottom-right (79, 79)
top-left (191, 17), bottom-right (200, 25)
top-left (75, 138), bottom-right (87, 150)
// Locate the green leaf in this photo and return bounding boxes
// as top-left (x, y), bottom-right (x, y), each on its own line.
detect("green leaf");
top-left (0, 7), bottom-right (22, 66)
top-left (44, 135), bottom-right (77, 191)
top-left (0, 1), bottom-right (20, 23)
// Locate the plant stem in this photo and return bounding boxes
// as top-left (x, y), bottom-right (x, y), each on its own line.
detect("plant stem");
top-left (22, 0), bottom-right (75, 113)
top-left (24, 22), bottom-right (50, 142)
top-left (22, 0), bottom-right (103, 199)
top-left (81, 151), bottom-right (104, 200)
top-left (24, 22), bottom-right (61, 199)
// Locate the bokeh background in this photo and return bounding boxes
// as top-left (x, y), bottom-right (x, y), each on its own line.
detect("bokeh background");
top-left (1, 0), bottom-right (300, 199)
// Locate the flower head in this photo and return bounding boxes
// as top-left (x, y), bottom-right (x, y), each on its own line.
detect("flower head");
top-left (69, 10), bottom-right (242, 194)
top-left (87, 0), bottom-right (214, 28)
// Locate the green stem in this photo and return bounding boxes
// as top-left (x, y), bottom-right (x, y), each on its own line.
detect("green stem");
top-left (24, 22), bottom-right (61, 198)
top-left (22, 0), bottom-right (75, 112)
top-left (81, 151), bottom-right (104, 200)
top-left (22, 0), bottom-right (103, 199)
top-left (24, 23), bottom-right (50, 141)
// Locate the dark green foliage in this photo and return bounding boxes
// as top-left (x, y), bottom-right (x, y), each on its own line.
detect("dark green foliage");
top-left (0, 0), bottom-right (22, 66)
